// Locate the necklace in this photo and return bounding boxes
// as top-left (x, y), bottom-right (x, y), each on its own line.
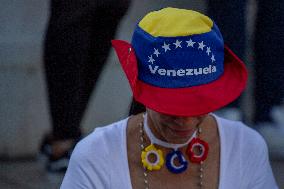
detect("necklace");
top-left (143, 114), bottom-right (197, 150)
top-left (139, 113), bottom-right (209, 188)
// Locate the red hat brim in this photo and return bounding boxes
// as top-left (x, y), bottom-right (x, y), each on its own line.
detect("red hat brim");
top-left (112, 40), bottom-right (248, 116)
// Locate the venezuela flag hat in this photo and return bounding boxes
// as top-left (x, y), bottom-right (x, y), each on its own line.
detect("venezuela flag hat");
top-left (112, 7), bottom-right (248, 116)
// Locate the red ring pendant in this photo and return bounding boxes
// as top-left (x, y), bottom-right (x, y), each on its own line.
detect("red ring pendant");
top-left (186, 138), bottom-right (209, 163)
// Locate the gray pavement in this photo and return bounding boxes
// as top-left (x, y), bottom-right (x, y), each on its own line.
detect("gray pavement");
top-left (0, 159), bottom-right (63, 189)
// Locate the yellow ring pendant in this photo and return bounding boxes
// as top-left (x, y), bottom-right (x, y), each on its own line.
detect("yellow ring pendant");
top-left (141, 144), bottom-right (164, 171)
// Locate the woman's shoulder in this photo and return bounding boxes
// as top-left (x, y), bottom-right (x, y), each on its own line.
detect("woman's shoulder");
top-left (215, 115), bottom-right (268, 153)
top-left (216, 115), bottom-right (262, 138)
top-left (215, 117), bottom-right (278, 188)
top-left (71, 117), bottom-right (129, 160)
top-left (61, 119), bottom-right (130, 188)
top-left (89, 117), bottom-right (129, 141)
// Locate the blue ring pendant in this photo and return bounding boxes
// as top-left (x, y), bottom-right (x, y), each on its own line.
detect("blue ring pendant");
top-left (166, 150), bottom-right (188, 174)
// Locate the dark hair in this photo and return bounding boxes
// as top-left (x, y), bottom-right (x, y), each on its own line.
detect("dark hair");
top-left (129, 98), bottom-right (146, 116)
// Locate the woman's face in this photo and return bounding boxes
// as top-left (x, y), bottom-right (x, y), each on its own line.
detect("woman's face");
top-left (147, 108), bottom-right (207, 144)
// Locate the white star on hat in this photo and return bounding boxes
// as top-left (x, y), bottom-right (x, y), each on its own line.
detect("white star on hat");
top-left (148, 55), bottom-right (155, 64)
top-left (173, 40), bottom-right (182, 48)
top-left (186, 39), bottom-right (195, 47)
top-left (206, 47), bottom-right (211, 56)
top-left (211, 54), bottom-right (215, 62)
top-left (153, 48), bottom-right (160, 57)
top-left (162, 42), bottom-right (171, 52)
top-left (198, 41), bottom-right (206, 50)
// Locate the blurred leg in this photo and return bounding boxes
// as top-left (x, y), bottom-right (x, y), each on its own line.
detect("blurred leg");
top-left (253, 0), bottom-right (284, 123)
top-left (44, 0), bottom-right (130, 140)
top-left (207, 0), bottom-right (246, 108)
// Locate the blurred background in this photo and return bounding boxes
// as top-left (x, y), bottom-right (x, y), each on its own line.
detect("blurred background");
top-left (0, 0), bottom-right (283, 188)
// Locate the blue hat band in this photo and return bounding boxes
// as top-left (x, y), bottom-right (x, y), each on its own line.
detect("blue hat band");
top-left (132, 24), bottom-right (224, 88)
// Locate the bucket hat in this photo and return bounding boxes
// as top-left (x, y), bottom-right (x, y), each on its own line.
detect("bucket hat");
top-left (112, 7), bottom-right (248, 116)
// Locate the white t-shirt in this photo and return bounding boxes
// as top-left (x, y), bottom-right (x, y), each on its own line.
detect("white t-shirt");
top-left (61, 115), bottom-right (278, 189)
